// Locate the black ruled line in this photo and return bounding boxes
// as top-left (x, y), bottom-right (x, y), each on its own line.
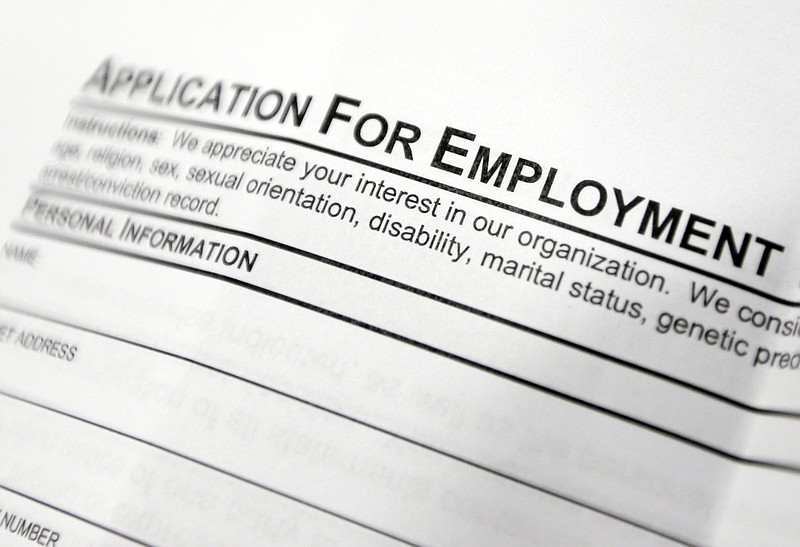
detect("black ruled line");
top-left (0, 482), bottom-right (154, 546)
top-left (68, 97), bottom-right (799, 307)
top-left (0, 390), bottom-right (419, 546)
top-left (27, 184), bottom-right (800, 419)
top-left (0, 303), bottom-right (691, 546)
top-left (10, 223), bottom-right (800, 478)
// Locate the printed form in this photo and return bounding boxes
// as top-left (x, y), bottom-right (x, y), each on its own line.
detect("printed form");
top-left (0, 2), bottom-right (798, 546)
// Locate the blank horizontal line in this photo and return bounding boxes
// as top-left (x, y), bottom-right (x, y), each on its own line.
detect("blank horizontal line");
top-left (12, 223), bottom-right (800, 477)
top-left (0, 389), bottom-right (418, 546)
top-left (0, 300), bottom-right (691, 546)
top-left (69, 96), bottom-right (800, 308)
top-left (30, 184), bottom-right (800, 419)
top-left (0, 481), bottom-right (153, 546)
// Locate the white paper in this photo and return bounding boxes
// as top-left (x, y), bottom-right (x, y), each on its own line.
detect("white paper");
top-left (1, 2), bottom-right (798, 545)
